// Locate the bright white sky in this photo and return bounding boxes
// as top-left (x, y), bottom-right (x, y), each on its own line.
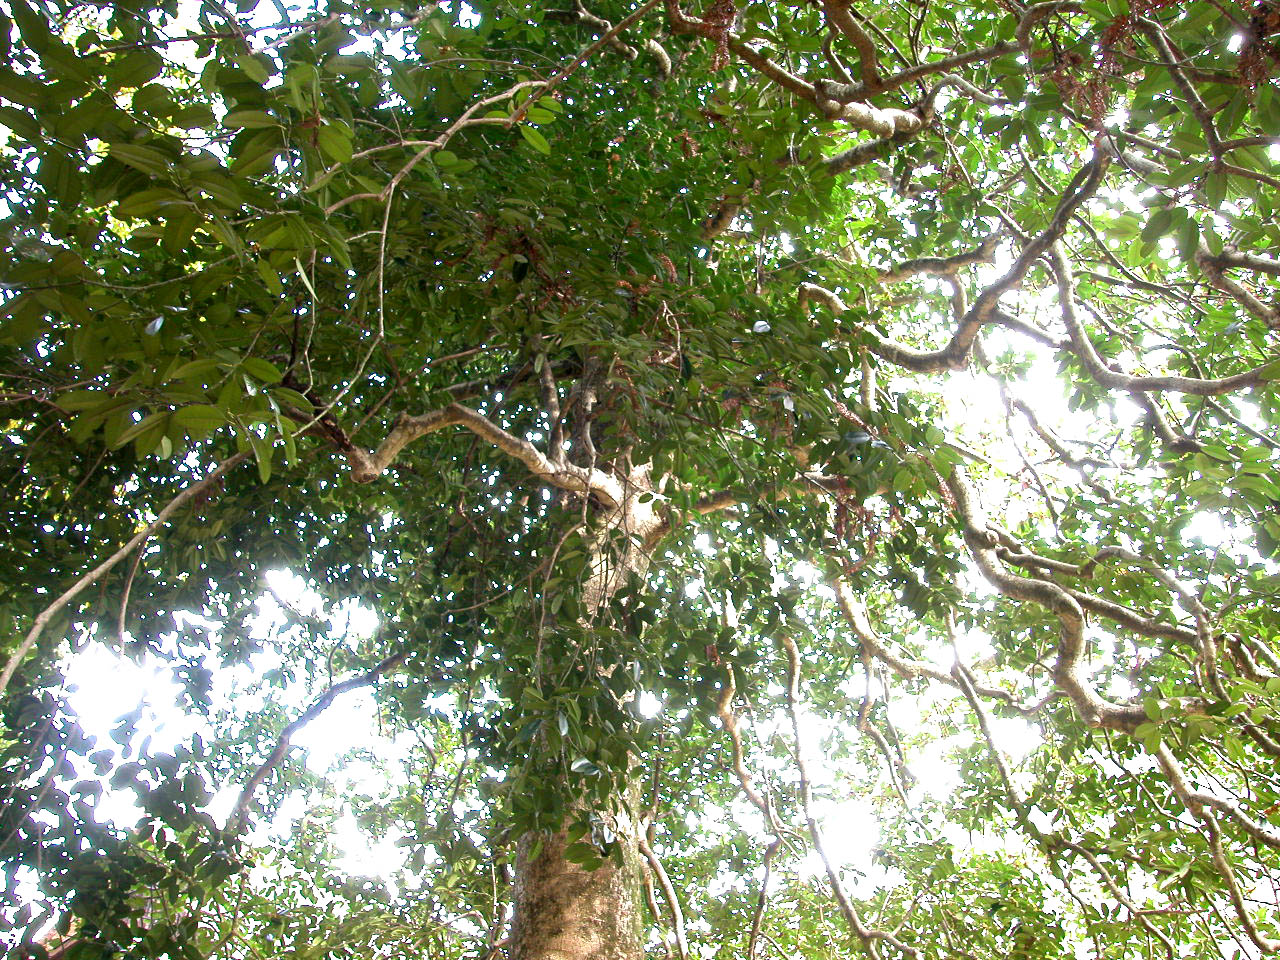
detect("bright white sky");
top-left (59, 557), bottom-right (1044, 895)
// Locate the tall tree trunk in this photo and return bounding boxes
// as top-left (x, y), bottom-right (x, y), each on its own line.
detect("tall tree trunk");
top-left (508, 478), bottom-right (661, 960)
top-left (509, 826), bottom-right (643, 960)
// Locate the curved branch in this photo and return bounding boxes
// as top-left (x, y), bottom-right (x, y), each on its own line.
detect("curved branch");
top-left (1051, 246), bottom-right (1277, 396)
top-left (815, 96), bottom-right (925, 136)
top-left (546, 0), bottom-right (672, 76)
top-left (801, 159), bottom-right (1106, 373)
top-left (747, 838), bottom-right (783, 960)
top-left (781, 634), bottom-right (920, 959)
top-left (1203, 247), bottom-right (1280, 278)
top-left (638, 839), bottom-right (690, 960)
top-left (833, 580), bottom-right (1052, 716)
top-left (875, 43), bottom-right (1018, 93)
top-left (813, 1), bottom-right (1080, 100)
top-left (1155, 744), bottom-right (1280, 954)
top-left (347, 402), bottom-right (625, 506)
top-left (876, 233), bottom-right (1001, 283)
top-left (730, 40), bottom-right (817, 100)
top-left (823, 133), bottom-right (907, 175)
top-left (508, 0), bottom-right (663, 125)
top-left (715, 670), bottom-right (778, 821)
top-left (945, 467), bottom-right (1146, 731)
top-left (1015, 0), bottom-right (1085, 50)
top-left (1196, 248), bottom-right (1280, 330)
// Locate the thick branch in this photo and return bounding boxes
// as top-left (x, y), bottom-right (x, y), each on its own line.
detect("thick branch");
top-left (875, 42), bottom-right (1018, 93)
top-left (934, 157), bottom-right (1106, 370)
top-left (1139, 20), bottom-right (1221, 155)
top-left (1204, 247), bottom-right (1280, 278)
top-left (347, 403), bottom-right (625, 506)
top-left (820, 0), bottom-right (881, 90)
top-left (1052, 246), bottom-right (1277, 395)
top-left (747, 838), bottom-right (783, 960)
top-left (1015, 0), bottom-right (1085, 50)
top-left (823, 133), bottom-right (907, 175)
top-left (815, 96), bottom-right (925, 137)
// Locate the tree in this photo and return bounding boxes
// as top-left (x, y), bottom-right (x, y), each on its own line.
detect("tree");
top-left (1, 0), bottom-right (1279, 955)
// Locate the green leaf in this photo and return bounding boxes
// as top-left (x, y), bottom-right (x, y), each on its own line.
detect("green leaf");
top-left (224, 110), bottom-right (278, 129)
top-left (172, 404), bottom-right (226, 439)
top-left (237, 53), bottom-right (272, 84)
top-left (249, 430), bottom-right (273, 483)
top-left (111, 411), bottom-right (169, 451)
top-left (8, 0), bottom-right (50, 54)
top-left (108, 143), bottom-right (172, 177)
top-left (39, 149), bottom-right (80, 206)
top-left (57, 390), bottom-right (115, 412)
top-left (1202, 170), bottom-right (1227, 208)
top-left (115, 188), bottom-right (187, 219)
top-left (240, 357), bottom-right (283, 384)
top-left (1176, 216), bottom-right (1199, 264)
top-left (168, 359), bottom-right (223, 382)
top-left (518, 124), bottom-right (551, 155)
top-left (230, 129), bottom-right (283, 176)
top-left (317, 123), bottom-right (353, 164)
top-left (111, 49), bottom-right (164, 88)
top-left (1140, 207), bottom-right (1174, 244)
top-left (162, 208), bottom-right (201, 254)
top-left (0, 67), bottom-right (44, 108)
top-left (0, 104), bottom-right (39, 140)
top-left (268, 387), bottom-right (314, 412)
top-left (1107, 214), bottom-right (1141, 239)
top-left (563, 842), bottom-right (599, 865)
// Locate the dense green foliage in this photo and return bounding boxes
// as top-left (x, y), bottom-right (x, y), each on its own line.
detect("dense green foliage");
top-left (2, 0), bottom-right (1280, 956)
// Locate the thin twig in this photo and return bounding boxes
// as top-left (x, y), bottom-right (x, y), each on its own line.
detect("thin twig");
top-left (226, 643), bottom-right (425, 832)
top-left (0, 454), bottom-right (249, 699)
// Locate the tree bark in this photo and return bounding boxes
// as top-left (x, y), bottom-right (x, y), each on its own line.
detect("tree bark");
top-left (509, 824), bottom-right (643, 960)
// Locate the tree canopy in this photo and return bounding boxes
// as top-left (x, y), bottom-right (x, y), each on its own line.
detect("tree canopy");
top-left (2, 0), bottom-right (1280, 957)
